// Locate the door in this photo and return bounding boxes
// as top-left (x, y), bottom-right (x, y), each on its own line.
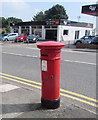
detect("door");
top-left (8, 34), bottom-right (17, 40)
top-left (75, 31), bottom-right (79, 39)
top-left (46, 30), bottom-right (57, 41)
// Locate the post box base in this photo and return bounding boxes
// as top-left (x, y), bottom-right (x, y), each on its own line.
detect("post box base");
top-left (41, 98), bottom-right (60, 109)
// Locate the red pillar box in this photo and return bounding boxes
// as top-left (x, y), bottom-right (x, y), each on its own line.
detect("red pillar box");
top-left (37, 41), bottom-right (64, 109)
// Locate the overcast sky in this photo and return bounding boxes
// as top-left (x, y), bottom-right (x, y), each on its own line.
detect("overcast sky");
top-left (0, 0), bottom-right (97, 28)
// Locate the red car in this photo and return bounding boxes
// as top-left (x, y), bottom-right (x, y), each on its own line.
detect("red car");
top-left (14, 34), bottom-right (28, 42)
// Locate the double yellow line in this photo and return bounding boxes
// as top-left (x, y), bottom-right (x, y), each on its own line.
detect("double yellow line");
top-left (0, 72), bottom-right (98, 107)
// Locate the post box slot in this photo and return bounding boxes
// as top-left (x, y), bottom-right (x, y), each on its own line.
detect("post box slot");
top-left (41, 54), bottom-right (48, 57)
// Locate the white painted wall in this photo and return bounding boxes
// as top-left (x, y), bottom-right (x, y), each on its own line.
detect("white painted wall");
top-left (96, 1), bottom-right (98, 35)
top-left (10, 27), bottom-right (14, 33)
top-left (29, 26), bottom-right (32, 35)
top-left (42, 26), bottom-right (45, 39)
top-left (96, 16), bottom-right (98, 35)
top-left (57, 25), bottom-right (93, 43)
top-left (18, 26), bottom-right (21, 34)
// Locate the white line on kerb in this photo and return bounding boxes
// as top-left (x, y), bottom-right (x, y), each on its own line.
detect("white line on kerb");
top-left (3, 52), bottom-right (96, 65)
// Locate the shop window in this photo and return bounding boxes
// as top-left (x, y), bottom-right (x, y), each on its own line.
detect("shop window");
top-left (63, 30), bottom-right (68, 35)
top-left (34, 29), bottom-right (42, 38)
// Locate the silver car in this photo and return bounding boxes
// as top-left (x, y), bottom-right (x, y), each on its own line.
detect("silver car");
top-left (74, 35), bottom-right (95, 45)
top-left (2, 33), bottom-right (18, 41)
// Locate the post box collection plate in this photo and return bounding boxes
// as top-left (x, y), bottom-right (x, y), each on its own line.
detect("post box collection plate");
top-left (41, 60), bottom-right (47, 71)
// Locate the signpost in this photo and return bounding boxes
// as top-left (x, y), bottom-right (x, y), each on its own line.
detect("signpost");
top-left (82, 4), bottom-right (98, 16)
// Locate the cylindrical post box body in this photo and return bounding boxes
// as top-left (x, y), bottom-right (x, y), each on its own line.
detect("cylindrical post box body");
top-left (37, 41), bottom-right (64, 109)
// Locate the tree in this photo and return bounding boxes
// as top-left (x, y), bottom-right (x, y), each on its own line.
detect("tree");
top-left (7, 17), bottom-right (22, 24)
top-left (45, 4), bottom-right (68, 20)
top-left (33, 11), bottom-right (45, 21)
top-left (0, 17), bottom-right (23, 33)
top-left (0, 17), bottom-right (22, 28)
top-left (33, 4), bottom-right (68, 21)
top-left (0, 17), bottom-right (8, 28)
top-left (6, 23), bottom-right (10, 33)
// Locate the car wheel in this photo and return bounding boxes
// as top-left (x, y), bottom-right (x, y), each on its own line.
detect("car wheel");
top-left (3, 38), bottom-right (8, 42)
top-left (14, 39), bottom-right (17, 42)
top-left (76, 41), bottom-right (82, 45)
top-left (16, 39), bottom-right (19, 42)
top-left (34, 40), bottom-right (37, 43)
top-left (27, 40), bottom-right (29, 43)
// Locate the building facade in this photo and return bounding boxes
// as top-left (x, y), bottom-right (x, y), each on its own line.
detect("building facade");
top-left (10, 19), bottom-right (93, 42)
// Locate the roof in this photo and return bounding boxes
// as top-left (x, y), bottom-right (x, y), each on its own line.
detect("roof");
top-left (10, 19), bottom-right (93, 28)
top-left (10, 21), bottom-right (46, 26)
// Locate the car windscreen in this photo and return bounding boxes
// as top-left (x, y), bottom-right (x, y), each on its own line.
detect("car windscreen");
top-left (28, 35), bottom-right (35, 38)
top-left (3, 34), bottom-right (8, 36)
top-left (93, 37), bottom-right (98, 41)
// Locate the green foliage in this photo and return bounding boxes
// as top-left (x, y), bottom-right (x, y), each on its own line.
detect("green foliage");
top-left (7, 17), bottom-right (22, 24)
top-left (45, 4), bottom-right (68, 19)
top-left (6, 23), bottom-right (10, 33)
top-left (33, 11), bottom-right (45, 21)
top-left (0, 17), bottom-right (8, 28)
top-left (0, 17), bottom-right (22, 33)
top-left (33, 4), bottom-right (68, 21)
top-left (1, 30), bottom-right (6, 34)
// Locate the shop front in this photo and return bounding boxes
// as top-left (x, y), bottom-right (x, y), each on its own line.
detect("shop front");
top-left (10, 19), bottom-right (93, 42)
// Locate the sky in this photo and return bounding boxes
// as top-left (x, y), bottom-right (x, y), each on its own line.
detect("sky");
top-left (0, 0), bottom-right (97, 28)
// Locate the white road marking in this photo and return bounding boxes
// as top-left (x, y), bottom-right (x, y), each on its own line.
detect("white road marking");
top-left (63, 59), bottom-right (96, 65)
top-left (2, 52), bottom-right (96, 65)
top-left (25, 47), bottom-right (39, 50)
top-left (3, 52), bottom-right (38, 58)
top-left (0, 84), bottom-right (19, 92)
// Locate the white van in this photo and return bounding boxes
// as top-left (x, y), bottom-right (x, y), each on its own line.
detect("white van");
top-left (2, 33), bottom-right (18, 41)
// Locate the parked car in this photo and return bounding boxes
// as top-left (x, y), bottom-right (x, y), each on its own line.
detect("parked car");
top-left (74, 35), bottom-right (95, 45)
top-left (24, 34), bottom-right (39, 43)
top-left (83, 36), bottom-right (98, 44)
top-left (0, 35), bottom-right (2, 41)
top-left (2, 33), bottom-right (18, 41)
top-left (14, 34), bottom-right (28, 42)
top-left (0, 33), bottom-right (9, 41)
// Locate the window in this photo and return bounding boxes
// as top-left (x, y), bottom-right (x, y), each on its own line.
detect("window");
top-left (8, 34), bottom-right (13, 36)
top-left (63, 30), bottom-right (68, 35)
top-left (34, 29), bottom-right (42, 38)
top-left (12, 34), bottom-right (16, 36)
top-left (8, 34), bottom-right (16, 36)
top-left (85, 30), bottom-right (90, 36)
top-left (75, 31), bottom-right (79, 39)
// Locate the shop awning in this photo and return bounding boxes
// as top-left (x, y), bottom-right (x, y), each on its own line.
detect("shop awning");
top-left (82, 4), bottom-right (98, 16)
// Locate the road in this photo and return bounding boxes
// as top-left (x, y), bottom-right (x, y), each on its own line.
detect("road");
top-left (1, 42), bottom-right (97, 112)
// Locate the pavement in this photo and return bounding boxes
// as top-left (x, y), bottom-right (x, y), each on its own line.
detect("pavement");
top-left (63, 43), bottom-right (98, 53)
top-left (1, 80), bottom-right (97, 119)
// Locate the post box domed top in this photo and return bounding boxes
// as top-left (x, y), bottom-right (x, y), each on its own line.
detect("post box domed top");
top-left (37, 41), bottom-right (65, 50)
